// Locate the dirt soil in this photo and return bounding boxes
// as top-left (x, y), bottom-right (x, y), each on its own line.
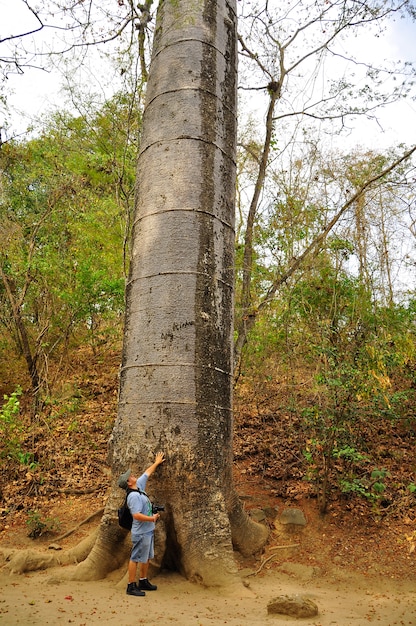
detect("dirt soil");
top-left (1, 483), bottom-right (415, 626)
top-left (1, 347), bottom-right (415, 625)
top-left (0, 564), bottom-right (415, 626)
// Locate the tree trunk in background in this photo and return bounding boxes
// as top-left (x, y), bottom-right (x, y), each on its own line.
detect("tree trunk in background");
top-left (0, 266), bottom-right (41, 404)
top-left (74, 0), bottom-right (268, 585)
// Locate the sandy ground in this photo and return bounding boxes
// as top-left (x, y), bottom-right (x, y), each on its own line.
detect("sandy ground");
top-left (1, 562), bottom-right (415, 626)
top-left (1, 496), bottom-right (415, 625)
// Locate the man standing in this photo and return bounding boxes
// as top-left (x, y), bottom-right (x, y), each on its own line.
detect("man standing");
top-left (118, 451), bottom-right (165, 596)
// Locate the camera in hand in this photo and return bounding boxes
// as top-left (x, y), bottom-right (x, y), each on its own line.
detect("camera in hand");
top-left (152, 504), bottom-right (165, 514)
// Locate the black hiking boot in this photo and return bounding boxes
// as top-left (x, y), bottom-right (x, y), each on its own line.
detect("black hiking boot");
top-left (138, 578), bottom-right (157, 591)
top-left (126, 582), bottom-right (145, 596)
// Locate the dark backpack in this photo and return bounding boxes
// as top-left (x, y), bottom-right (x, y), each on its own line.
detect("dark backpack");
top-left (118, 489), bottom-right (134, 530)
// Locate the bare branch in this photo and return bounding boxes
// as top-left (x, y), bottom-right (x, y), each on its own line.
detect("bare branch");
top-left (265, 145), bottom-right (416, 302)
top-left (234, 144), bottom-right (416, 370)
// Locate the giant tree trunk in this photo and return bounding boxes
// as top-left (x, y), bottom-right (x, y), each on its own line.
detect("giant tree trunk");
top-left (75, 0), bottom-right (268, 585)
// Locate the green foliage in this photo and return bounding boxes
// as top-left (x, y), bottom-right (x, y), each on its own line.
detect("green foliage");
top-left (26, 510), bottom-right (61, 539)
top-left (299, 277), bottom-right (412, 510)
top-left (241, 245), bottom-right (415, 510)
top-left (0, 91), bottom-right (139, 393)
top-left (332, 446), bottom-right (368, 464)
top-left (0, 387), bottom-right (23, 460)
top-left (0, 387), bottom-right (37, 469)
top-left (339, 468), bottom-right (390, 503)
top-left (0, 387), bottom-right (38, 469)
top-left (44, 385), bottom-right (84, 419)
top-left (339, 477), bottom-right (371, 499)
top-left (15, 451), bottom-right (38, 469)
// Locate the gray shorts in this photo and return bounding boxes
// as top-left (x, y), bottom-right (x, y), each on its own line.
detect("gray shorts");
top-left (130, 531), bottom-right (154, 563)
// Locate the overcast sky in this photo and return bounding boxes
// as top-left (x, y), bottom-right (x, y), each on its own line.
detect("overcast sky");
top-left (1, 0), bottom-right (416, 147)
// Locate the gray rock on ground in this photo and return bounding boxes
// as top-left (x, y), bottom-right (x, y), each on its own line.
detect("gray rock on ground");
top-left (267, 594), bottom-right (319, 618)
top-left (279, 508), bottom-right (307, 526)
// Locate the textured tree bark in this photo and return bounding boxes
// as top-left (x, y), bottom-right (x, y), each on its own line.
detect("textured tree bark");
top-left (74, 0), bottom-right (268, 585)
top-left (0, 266), bottom-right (41, 401)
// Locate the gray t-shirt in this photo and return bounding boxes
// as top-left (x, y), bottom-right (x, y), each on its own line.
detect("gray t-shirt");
top-left (127, 472), bottom-right (155, 537)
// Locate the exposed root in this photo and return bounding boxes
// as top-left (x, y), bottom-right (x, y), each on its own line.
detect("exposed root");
top-left (1, 528), bottom-right (98, 574)
top-left (52, 508), bottom-right (104, 543)
top-left (247, 544), bottom-right (300, 576)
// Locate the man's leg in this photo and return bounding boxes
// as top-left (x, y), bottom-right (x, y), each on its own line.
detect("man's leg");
top-left (139, 561), bottom-right (149, 579)
top-left (138, 562), bottom-right (157, 590)
top-left (128, 559), bottom-right (138, 583)
top-left (127, 545), bottom-right (145, 596)
top-left (137, 534), bottom-right (157, 591)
